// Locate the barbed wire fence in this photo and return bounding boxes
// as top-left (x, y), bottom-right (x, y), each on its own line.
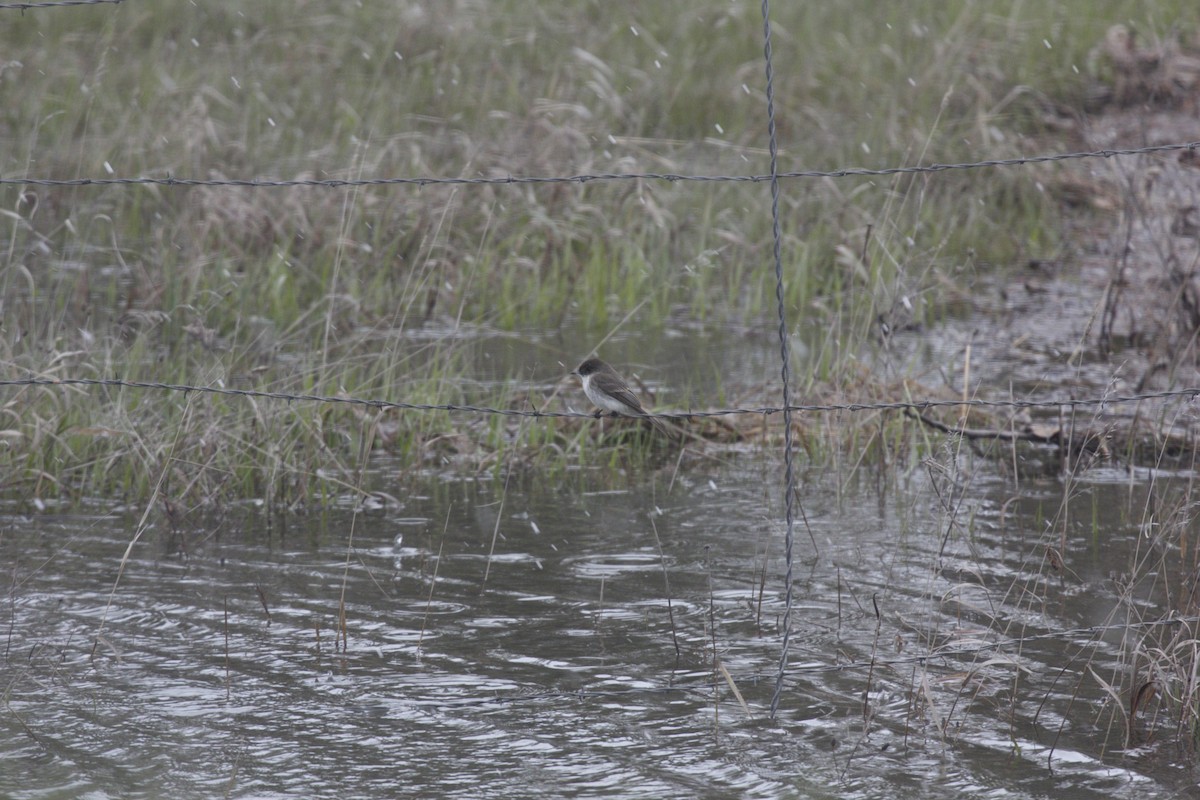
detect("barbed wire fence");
top-left (6, 379), bottom-right (1199, 420)
top-left (5, 0), bottom-right (1200, 720)
top-left (0, 0), bottom-right (121, 10)
top-left (3, 140), bottom-right (1196, 189)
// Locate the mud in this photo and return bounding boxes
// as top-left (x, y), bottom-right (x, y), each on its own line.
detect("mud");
top-left (896, 31), bottom-right (1200, 470)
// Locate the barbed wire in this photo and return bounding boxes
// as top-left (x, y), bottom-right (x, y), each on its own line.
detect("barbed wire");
top-left (3, 141), bottom-right (1196, 190)
top-left (4, 377), bottom-right (1198, 421)
top-left (761, 0), bottom-right (797, 722)
top-left (0, 0), bottom-right (122, 9)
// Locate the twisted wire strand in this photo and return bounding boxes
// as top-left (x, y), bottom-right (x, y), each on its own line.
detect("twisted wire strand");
top-left (4, 378), bottom-right (1198, 419)
top-left (0, 0), bottom-right (121, 9)
top-left (3, 141), bottom-right (1195, 189)
top-left (759, 0), bottom-right (799, 721)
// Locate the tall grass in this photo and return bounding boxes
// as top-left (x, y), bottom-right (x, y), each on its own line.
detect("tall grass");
top-left (1, 1), bottom-right (1195, 506)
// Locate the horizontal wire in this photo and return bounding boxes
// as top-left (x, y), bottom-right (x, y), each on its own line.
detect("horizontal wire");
top-left (3, 141), bottom-right (1196, 189)
top-left (0, 0), bottom-right (121, 9)
top-left (3, 377), bottom-right (1198, 420)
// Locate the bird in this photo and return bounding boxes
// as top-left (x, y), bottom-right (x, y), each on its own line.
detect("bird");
top-left (573, 357), bottom-right (667, 435)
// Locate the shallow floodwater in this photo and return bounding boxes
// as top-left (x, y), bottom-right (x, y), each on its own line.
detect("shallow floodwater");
top-left (4, 452), bottom-right (1198, 799)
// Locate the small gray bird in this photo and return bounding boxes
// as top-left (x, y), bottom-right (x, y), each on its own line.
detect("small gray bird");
top-left (573, 357), bottom-right (667, 435)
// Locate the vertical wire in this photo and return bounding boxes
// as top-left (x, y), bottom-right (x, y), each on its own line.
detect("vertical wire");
top-left (760, 0), bottom-right (798, 720)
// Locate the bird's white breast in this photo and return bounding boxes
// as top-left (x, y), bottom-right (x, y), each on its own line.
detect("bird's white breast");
top-left (581, 374), bottom-right (632, 415)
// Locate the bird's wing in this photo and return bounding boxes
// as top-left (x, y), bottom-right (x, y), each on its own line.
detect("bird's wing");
top-left (610, 385), bottom-right (646, 413)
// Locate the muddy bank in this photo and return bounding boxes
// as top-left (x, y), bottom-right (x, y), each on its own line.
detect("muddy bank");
top-left (877, 28), bottom-right (1200, 471)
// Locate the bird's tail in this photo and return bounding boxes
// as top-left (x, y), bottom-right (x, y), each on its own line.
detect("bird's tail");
top-left (642, 413), bottom-right (671, 438)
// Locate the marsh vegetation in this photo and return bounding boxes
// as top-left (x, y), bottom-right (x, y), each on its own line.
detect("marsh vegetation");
top-left (5, 3), bottom-right (1200, 795)
top-left (9, 1), bottom-right (1197, 507)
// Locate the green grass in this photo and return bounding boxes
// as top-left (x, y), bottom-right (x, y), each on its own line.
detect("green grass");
top-left (1, 0), bottom-right (1195, 507)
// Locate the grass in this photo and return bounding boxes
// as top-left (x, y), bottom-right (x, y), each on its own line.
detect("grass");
top-left (1, 0), bottom-right (1197, 507)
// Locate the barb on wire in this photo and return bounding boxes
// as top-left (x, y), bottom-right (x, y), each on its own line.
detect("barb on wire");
top-left (3, 378), bottom-right (1199, 420)
top-left (0, 0), bottom-right (122, 9)
top-left (3, 141), bottom-right (1196, 190)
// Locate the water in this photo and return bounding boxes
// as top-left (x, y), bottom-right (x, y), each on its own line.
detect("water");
top-left (4, 455), bottom-right (1196, 799)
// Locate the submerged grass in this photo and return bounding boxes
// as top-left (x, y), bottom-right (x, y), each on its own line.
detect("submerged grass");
top-left (1, 1), bottom-right (1196, 507)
